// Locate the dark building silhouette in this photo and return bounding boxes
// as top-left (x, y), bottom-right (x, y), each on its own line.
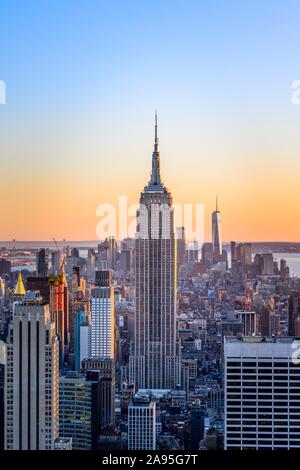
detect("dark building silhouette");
top-left (289, 293), bottom-right (300, 336)
top-left (0, 258), bottom-right (11, 276)
top-left (189, 407), bottom-right (205, 450)
top-left (26, 276), bottom-right (50, 304)
top-left (36, 248), bottom-right (49, 277)
top-left (81, 358), bottom-right (115, 430)
top-left (95, 269), bottom-right (112, 288)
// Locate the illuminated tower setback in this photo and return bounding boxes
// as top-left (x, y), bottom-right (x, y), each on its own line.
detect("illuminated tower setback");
top-left (129, 113), bottom-right (181, 389)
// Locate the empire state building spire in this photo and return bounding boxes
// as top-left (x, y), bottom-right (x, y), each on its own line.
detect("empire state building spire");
top-left (150, 110), bottom-right (161, 185)
top-left (130, 113), bottom-right (181, 390)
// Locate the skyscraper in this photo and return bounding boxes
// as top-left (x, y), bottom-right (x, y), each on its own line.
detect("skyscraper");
top-left (0, 341), bottom-right (5, 450)
top-left (5, 292), bottom-right (59, 450)
top-left (36, 248), bottom-right (49, 277)
top-left (74, 308), bottom-right (90, 370)
top-left (259, 305), bottom-right (280, 336)
top-left (129, 113), bottom-right (181, 390)
top-left (59, 371), bottom-right (104, 450)
top-left (237, 310), bottom-right (258, 336)
top-left (224, 336), bottom-right (300, 449)
top-left (51, 251), bottom-right (61, 274)
top-left (90, 270), bottom-right (115, 359)
top-left (176, 226), bottom-right (186, 267)
top-left (288, 292), bottom-right (300, 336)
top-left (236, 243), bottom-right (252, 266)
top-left (81, 358), bottom-right (115, 429)
top-left (128, 396), bottom-right (156, 450)
top-left (230, 241), bottom-right (236, 264)
top-left (49, 273), bottom-right (69, 365)
top-left (212, 197), bottom-right (222, 263)
top-left (108, 236), bottom-right (117, 270)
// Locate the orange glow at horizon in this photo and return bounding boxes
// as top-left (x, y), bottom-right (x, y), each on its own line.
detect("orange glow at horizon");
top-left (1, 160), bottom-right (299, 243)
top-left (1, 114), bottom-right (300, 243)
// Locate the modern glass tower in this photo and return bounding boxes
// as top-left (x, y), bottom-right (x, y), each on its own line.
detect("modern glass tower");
top-left (129, 113), bottom-right (181, 390)
top-left (212, 196), bottom-right (222, 263)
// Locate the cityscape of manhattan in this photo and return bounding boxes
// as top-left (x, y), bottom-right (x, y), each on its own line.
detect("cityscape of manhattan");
top-left (1, 0), bottom-right (300, 463)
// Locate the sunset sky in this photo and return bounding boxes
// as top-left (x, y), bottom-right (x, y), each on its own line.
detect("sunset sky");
top-left (1, 0), bottom-right (300, 242)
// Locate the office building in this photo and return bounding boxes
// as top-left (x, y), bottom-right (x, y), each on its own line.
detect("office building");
top-left (237, 310), bottom-right (257, 336)
top-left (49, 274), bottom-right (69, 364)
top-left (236, 243), bottom-right (252, 267)
top-left (81, 358), bottom-right (115, 429)
top-left (26, 276), bottom-right (50, 304)
top-left (224, 336), bottom-right (300, 449)
top-left (36, 248), bottom-right (49, 277)
top-left (120, 249), bottom-right (132, 273)
top-left (74, 308), bottom-right (90, 370)
top-left (51, 251), bottom-right (61, 274)
top-left (95, 269), bottom-right (112, 288)
top-left (91, 270), bottom-right (114, 359)
top-left (128, 396), bottom-right (156, 450)
top-left (262, 254), bottom-right (274, 275)
top-left (59, 371), bottom-right (103, 450)
top-left (230, 241), bottom-right (236, 264)
top-left (260, 305), bottom-right (280, 336)
top-left (0, 341), bottom-right (5, 450)
top-left (130, 113), bottom-right (181, 390)
top-left (176, 226), bottom-right (186, 267)
top-left (280, 259), bottom-right (289, 278)
top-left (201, 242), bottom-right (213, 267)
top-left (69, 289), bottom-right (89, 363)
top-left (108, 236), bottom-right (117, 270)
top-left (5, 292), bottom-right (59, 450)
top-left (189, 407), bottom-right (205, 450)
top-left (288, 292), bottom-right (300, 336)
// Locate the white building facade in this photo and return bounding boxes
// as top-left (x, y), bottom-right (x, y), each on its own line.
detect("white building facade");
top-left (90, 286), bottom-right (114, 359)
top-left (128, 396), bottom-right (156, 450)
top-left (225, 337), bottom-right (300, 449)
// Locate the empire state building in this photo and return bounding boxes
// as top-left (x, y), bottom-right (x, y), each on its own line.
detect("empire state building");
top-left (129, 113), bottom-right (181, 390)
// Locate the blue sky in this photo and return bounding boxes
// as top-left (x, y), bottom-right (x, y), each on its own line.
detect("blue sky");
top-left (1, 0), bottom-right (300, 240)
top-left (1, 0), bottom-right (299, 115)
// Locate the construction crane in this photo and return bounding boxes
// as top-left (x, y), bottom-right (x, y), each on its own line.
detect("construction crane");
top-left (52, 237), bottom-right (60, 253)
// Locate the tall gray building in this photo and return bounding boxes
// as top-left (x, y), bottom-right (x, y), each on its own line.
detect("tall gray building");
top-left (5, 292), bottom-right (59, 450)
top-left (129, 113), bottom-right (181, 389)
top-left (212, 196), bottom-right (222, 263)
top-left (128, 396), bottom-right (156, 450)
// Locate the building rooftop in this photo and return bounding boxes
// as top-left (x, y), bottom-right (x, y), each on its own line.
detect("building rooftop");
top-left (130, 396), bottom-right (156, 408)
top-left (225, 336), bottom-right (300, 344)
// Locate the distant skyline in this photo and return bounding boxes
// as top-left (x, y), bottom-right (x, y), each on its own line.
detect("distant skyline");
top-left (1, 1), bottom-right (300, 241)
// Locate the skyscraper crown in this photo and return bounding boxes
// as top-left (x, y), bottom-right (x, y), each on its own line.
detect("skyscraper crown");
top-left (143, 111), bottom-right (167, 192)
